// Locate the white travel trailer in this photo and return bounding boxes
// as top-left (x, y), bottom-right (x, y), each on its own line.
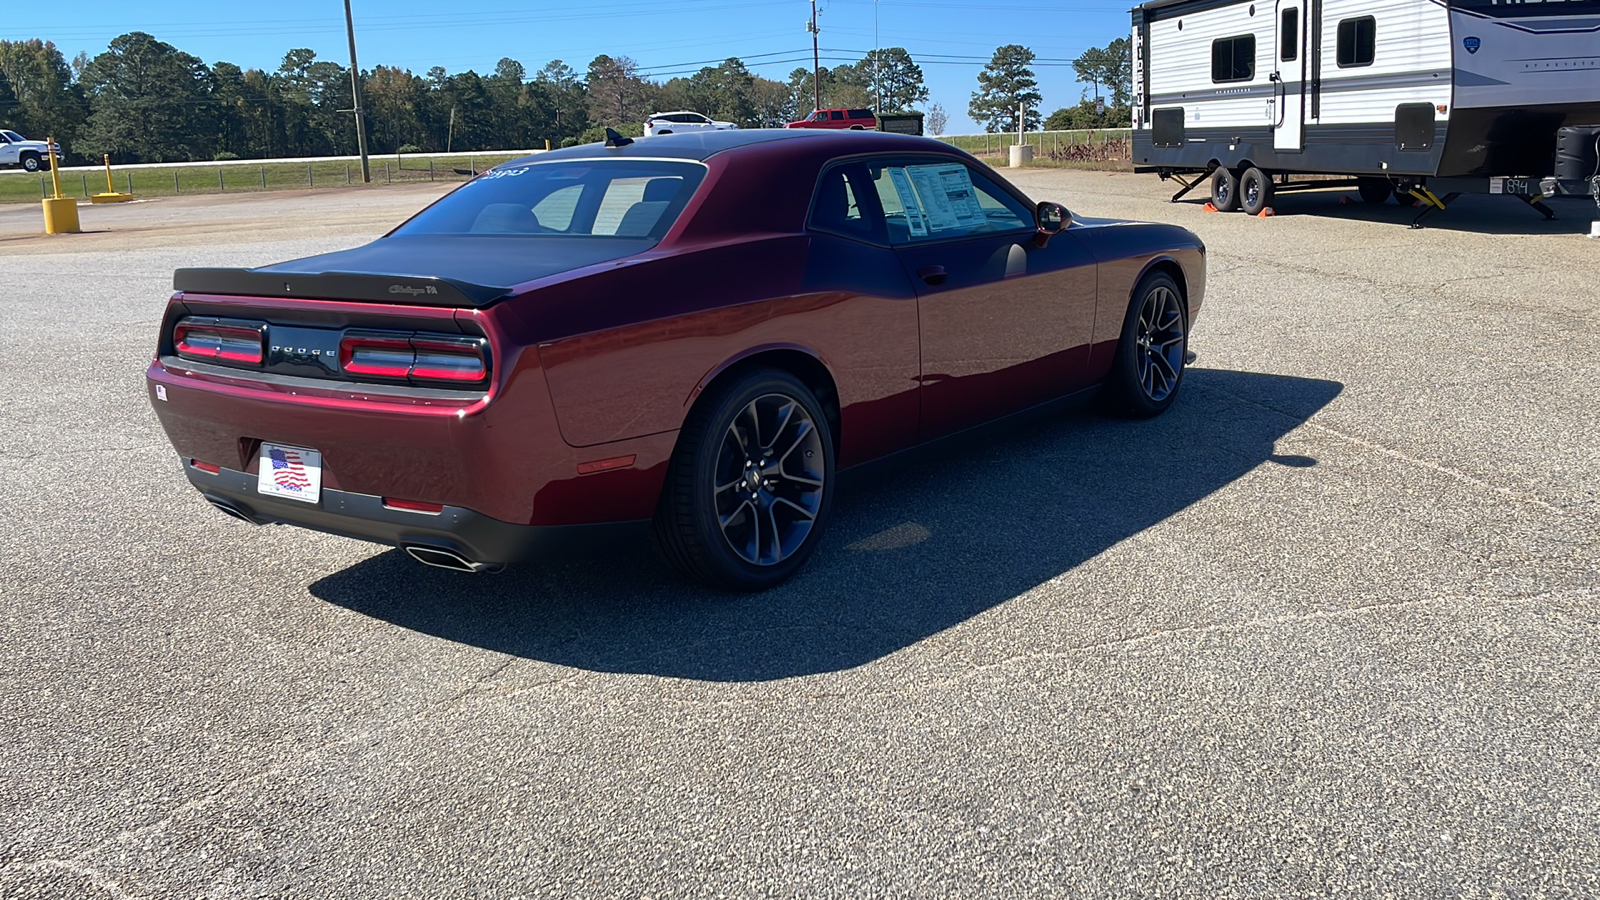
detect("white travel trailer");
top-left (1130, 0), bottom-right (1600, 223)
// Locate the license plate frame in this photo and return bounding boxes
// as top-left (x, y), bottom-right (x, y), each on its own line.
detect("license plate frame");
top-left (256, 442), bottom-right (323, 504)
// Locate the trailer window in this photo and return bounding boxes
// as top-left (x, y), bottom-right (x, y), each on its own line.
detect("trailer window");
top-left (1280, 9), bottom-right (1299, 62)
top-left (1337, 16), bottom-right (1375, 67)
top-left (1211, 35), bottom-right (1256, 83)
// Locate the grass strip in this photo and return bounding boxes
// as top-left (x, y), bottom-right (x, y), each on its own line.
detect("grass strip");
top-left (0, 153), bottom-right (529, 205)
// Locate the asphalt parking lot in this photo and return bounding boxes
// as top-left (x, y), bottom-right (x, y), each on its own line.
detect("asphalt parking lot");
top-left (1, 170), bottom-right (1597, 898)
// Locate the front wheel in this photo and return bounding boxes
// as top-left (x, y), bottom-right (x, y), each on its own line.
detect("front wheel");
top-left (1239, 166), bottom-right (1274, 215)
top-left (1102, 272), bottom-right (1189, 418)
top-left (20, 153), bottom-right (42, 173)
top-left (1357, 177), bottom-right (1392, 204)
top-left (654, 368), bottom-right (835, 590)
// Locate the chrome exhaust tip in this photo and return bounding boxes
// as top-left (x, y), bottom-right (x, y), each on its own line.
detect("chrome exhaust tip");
top-left (403, 544), bottom-right (493, 573)
top-left (207, 497), bottom-right (260, 525)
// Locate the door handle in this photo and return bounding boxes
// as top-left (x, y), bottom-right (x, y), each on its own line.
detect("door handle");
top-left (917, 265), bottom-right (947, 286)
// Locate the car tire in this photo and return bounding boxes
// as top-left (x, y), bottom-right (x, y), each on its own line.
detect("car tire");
top-left (1102, 271), bottom-right (1189, 418)
top-left (1239, 166), bottom-right (1274, 215)
top-left (1357, 177), bottom-right (1392, 204)
top-left (20, 153), bottom-right (42, 173)
top-left (1209, 166), bottom-right (1240, 211)
top-left (653, 368), bottom-right (835, 591)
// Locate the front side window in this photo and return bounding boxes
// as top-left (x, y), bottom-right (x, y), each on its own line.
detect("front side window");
top-left (1211, 35), bottom-right (1257, 82)
top-left (811, 111), bottom-right (828, 122)
top-left (868, 161), bottom-right (1032, 244)
top-left (393, 160), bottom-right (706, 243)
top-left (1337, 16), bottom-right (1376, 67)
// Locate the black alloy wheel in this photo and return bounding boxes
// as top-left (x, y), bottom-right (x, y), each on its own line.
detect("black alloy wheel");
top-left (1239, 167), bottom-right (1274, 216)
top-left (1357, 177), bottom-right (1393, 204)
top-left (1210, 166), bottom-right (1240, 211)
top-left (1104, 272), bottom-right (1188, 418)
top-left (654, 368), bottom-right (835, 590)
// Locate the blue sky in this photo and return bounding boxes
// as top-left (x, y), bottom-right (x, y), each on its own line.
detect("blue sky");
top-left (6, 0), bottom-right (1133, 133)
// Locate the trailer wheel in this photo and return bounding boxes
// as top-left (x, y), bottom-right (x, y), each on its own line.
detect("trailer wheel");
top-left (1357, 177), bottom-right (1392, 204)
top-left (1239, 167), bottom-right (1274, 215)
top-left (1209, 167), bottom-right (1240, 211)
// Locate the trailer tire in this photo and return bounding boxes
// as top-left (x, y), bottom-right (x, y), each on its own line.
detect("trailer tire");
top-left (1209, 166), bottom-right (1240, 211)
top-left (1239, 167), bottom-right (1274, 216)
top-left (1357, 177), bottom-right (1392, 204)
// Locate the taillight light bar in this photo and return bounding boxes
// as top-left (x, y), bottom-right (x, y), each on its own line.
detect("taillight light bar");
top-left (339, 332), bottom-right (490, 385)
top-left (174, 317), bottom-right (265, 366)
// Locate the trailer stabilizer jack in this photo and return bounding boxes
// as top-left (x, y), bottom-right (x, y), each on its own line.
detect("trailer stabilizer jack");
top-left (1408, 188), bottom-right (1459, 229)
top-left (1516, 193), bottom-right (1558, 221)
top-left (1167, 163), bottom-right (1218, 204)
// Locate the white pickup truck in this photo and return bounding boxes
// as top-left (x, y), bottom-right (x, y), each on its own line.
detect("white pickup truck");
top-left (0, 130), bottom-right (61, 172)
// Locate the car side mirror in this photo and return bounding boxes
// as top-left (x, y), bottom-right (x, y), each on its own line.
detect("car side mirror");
top-left (1033, 201), bottom-right (1071, 246)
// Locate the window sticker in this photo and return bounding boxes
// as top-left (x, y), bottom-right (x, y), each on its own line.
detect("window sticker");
top-left (888, 168), bottom-right (928, 237)
top-left (902, 164), bottom-right (985, 233)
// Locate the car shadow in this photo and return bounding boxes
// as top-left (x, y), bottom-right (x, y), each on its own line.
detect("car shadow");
top-left (310, 367), bottom-right (1343, 682)
top-left (1182, 188), bottom-right (1595, 236)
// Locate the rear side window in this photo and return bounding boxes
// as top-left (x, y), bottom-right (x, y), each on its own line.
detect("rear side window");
top-left (808, 164), bottom-right (886, 243)
top-left (394, 160), bottom-right (706, 242)
top-left (1337, 16), bottom-right (1375, 67)
top-left (1211, 35), bottom-right (1256, 82)
top-left (830, 110), bottom-right (846, 121)
top-left (848, 109), bottom-right (874, 119)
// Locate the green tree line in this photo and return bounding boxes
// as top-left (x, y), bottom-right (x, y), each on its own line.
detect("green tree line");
top-left (1, 31), bottom-right (1131, 162)
top-left (0, 33), bottom-right (935, 164)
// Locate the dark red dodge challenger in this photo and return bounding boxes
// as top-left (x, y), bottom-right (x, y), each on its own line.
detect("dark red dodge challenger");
top-left (147, 129), bottom-right (1204, 590)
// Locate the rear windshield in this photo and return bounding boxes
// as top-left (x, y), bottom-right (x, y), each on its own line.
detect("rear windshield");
top-left (394, 159), bottom-right (706, 242)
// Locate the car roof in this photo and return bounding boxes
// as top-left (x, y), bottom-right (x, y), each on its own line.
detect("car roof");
top-left (503, 129), bottom-right (959, 165)
top-left (650, 111), bottom-right (708, 117)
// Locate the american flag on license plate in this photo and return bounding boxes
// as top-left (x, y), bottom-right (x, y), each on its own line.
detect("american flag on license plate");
top-left (269, 447), bottom-right (312, 493)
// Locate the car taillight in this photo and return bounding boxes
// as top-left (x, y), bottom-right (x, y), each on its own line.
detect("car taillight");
top-left (411, 338), bottom-right (488, 382)
top-left (340, 334), bottom-right (414, 379)
top-left (173, 317), bottom-right (265, 366)
top-left (338, 332), bottom-right (489, 385)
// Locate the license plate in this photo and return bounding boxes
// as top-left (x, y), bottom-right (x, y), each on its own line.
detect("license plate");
top-left (257, 442), bottom-right (322, 504)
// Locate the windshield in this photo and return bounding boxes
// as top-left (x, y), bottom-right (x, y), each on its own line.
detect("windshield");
top-left (394, 159), bottom-right (707, 242)
top-left (1, 131), bottom-right (22, 142)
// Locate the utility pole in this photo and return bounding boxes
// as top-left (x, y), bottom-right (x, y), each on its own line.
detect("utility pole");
top-left (809, 0), bottom-right (821, 113)
top-left (873, 0), bottom-right (880, 117)
top-left (343, 0), bottom-right (371, 183)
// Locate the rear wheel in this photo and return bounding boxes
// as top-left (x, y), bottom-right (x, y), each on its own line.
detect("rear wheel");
top-left (1209, 166), bottom-right (1240, 211)
top-left (1239, 166), bottom-right (1274, 215)
top-left (654, 368), bottom-right (835, 590)
top-left (20, 153), bottom-right (42, 173)
top-left (1356, 177), bottom-right (1392, 204)
top-left (1103, 272), bottom-right (1188, 418)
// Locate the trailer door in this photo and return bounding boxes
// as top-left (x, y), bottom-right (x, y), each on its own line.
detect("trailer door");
top-left (1273, 0), bottom-right (1307, 152)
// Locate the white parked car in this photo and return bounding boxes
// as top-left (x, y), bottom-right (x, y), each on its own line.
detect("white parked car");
top-left (0, 130), bottom-right (61, 173)
top-left (643, 111), bottom-right (738, 137)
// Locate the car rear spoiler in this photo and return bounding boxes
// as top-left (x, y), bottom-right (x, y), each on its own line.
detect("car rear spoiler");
top-left (172, 267), bottom-right (511, 308)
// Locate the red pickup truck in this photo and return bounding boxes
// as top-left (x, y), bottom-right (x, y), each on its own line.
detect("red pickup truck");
top-left (786, 108), bottom-right (877, 130)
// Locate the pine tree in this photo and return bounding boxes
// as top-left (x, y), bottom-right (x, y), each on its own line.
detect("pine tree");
top-left (968, 45), bottom-right (1042, 134)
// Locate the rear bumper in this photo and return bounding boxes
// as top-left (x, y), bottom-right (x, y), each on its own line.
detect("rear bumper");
top-left (185, 462), bottom-right (643, 570)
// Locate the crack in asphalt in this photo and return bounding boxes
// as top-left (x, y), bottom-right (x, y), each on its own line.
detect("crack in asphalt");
top-left (1194, 381), bottom-right (1570, 518)
top-left (0, 653), bottom-right (556, 896)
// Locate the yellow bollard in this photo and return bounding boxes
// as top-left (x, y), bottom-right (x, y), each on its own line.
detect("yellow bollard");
top-left (91, 153), bottom-right (135, 203)
top-left (41, 136), bottom-right (81, 235)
